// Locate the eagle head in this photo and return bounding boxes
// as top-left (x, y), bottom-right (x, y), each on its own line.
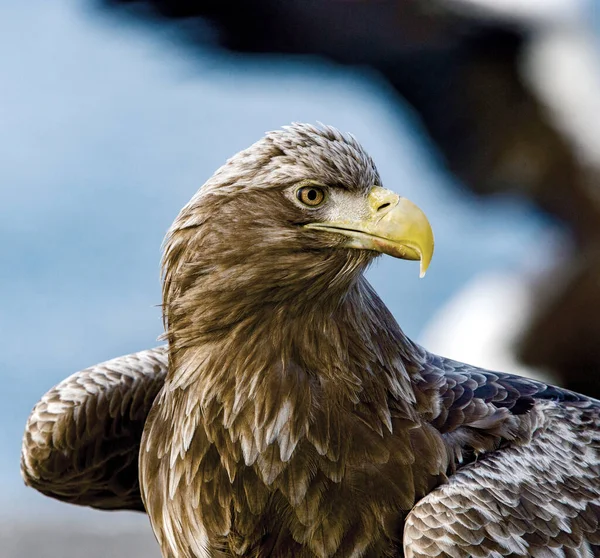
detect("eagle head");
top-left (162, 123), bottom-right (434, 332)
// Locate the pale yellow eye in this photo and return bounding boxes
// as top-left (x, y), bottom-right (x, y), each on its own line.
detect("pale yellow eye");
top-left (296, 186), bottom-right (325, 207)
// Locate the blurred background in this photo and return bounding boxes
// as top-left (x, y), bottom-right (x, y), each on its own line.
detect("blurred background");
top-left (3, 0), bottom-right (600, 556)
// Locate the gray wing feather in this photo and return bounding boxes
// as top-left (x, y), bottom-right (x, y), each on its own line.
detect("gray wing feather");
top-left (404, 400), bottom-right (600, 557)
top-left (21, 347), bottom-right (168, 511)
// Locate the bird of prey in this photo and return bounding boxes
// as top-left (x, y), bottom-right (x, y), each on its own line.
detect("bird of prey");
top-left (22, 124), bottom-right (600, 557)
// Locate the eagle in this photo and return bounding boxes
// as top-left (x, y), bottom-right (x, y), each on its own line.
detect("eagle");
top-left (22, 124), bottom-right (600, 557)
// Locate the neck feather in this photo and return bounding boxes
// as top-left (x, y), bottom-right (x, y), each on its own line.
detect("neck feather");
top-left (164, 275), bottom-right (421, 426)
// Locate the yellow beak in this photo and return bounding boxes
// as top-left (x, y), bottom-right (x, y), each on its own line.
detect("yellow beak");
top-left (305, 187), bottom-right (434, 277)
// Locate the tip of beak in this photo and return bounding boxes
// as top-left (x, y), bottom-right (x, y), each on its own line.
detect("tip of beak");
top-left (418, 248), bottom-right (432, 278)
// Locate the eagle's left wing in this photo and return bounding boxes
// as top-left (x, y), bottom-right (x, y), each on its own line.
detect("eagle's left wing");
top-left (404, 400), bottom-right (600, 557)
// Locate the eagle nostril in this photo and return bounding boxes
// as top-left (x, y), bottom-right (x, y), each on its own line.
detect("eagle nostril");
top-left (377, 202), bottom-right (391, 212)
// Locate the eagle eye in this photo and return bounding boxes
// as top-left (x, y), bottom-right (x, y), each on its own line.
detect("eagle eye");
top-left (296, 186), bottom-right (325, 207)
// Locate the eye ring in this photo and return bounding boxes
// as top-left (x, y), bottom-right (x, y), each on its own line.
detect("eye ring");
top-left (296, 185), bottom-right (326, 207)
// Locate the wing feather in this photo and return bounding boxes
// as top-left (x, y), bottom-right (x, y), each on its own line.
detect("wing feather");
top-left (21, 347), bottom-right (168, 511)
top-left (404, 401), bottom-right (600, 557)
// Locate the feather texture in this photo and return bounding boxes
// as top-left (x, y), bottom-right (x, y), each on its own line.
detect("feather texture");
top-left (405, 402), bottom-right (600, 557)
top-left (21, 347), bottom-right (167, 511)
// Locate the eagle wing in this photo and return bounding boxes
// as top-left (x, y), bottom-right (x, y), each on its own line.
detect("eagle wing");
top-left (21, 347), bottom-right (168, 511)
top-left (405, 357), bottom-right (600, 557)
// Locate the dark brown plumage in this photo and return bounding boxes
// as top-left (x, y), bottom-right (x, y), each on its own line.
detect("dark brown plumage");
top-left (22, 124), bottom-right (600, 557)
top-left (21, 348), bottom-right (167, 511)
